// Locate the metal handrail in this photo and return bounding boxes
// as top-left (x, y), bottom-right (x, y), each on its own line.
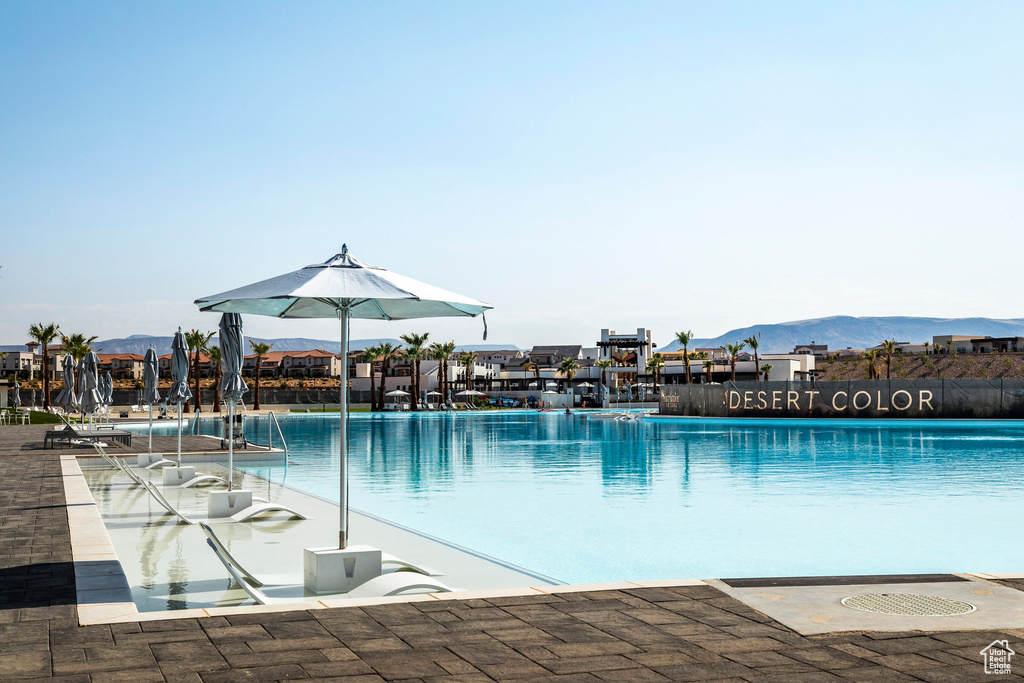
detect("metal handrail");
top-left (266, 411), bottom-right (289, 457)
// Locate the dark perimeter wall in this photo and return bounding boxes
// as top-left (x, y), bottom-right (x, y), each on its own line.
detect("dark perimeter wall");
top-left (660, 379), bottom-right (1024, 419)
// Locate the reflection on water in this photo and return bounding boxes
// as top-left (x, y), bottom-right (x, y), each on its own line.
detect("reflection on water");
top-left (136, 413), bottom-right (1024, 583)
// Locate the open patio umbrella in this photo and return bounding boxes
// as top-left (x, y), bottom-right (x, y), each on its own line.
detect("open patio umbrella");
top-left (218, 313), bottom-right (249, 489)
top-left (78, 352), bottom-right (104, 425)
top-left (54, 355), bottom-right (79, 414)
top-left (166, 329), bottom-right (193, 465)
top-left (195, 245), bottom-right (491, 549)
top-left (143, 347), bottom-right (160, 452)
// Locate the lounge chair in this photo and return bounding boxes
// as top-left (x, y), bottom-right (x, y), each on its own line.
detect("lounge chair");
top-left (180, 473), bottom-right (230, 488)
top-left (142, 480), bottom-right (198, 525)
top-left (204, 537), bottom-right (452, 606)
top-left (228, 500), bottom-right (307, 523)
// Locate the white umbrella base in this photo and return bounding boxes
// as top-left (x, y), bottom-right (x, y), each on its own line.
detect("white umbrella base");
top-left (162, 466), bottom-right (196, 487)
top-left (304, 545), bottom-right (382, 594)
top-left (208, 490), bottom-right (253, 518)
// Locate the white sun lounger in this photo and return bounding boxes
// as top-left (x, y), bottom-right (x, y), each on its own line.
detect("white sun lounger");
top-left (144, 459), bottom-right (177, 469)
top-left (228, 501), bottom-right (307, 523)
top-left (180, 473), bottom-right (230, 488)
top-left (198, 521), bottom-right (434, 585)
top-left (204, 537), bottom-right (452, 606)
top-left (199, 522), bottom-right (302, 586)
top-left (346, 572), bottom-right (453, 598)
top-left (142, 480), bottom-right (198, 525)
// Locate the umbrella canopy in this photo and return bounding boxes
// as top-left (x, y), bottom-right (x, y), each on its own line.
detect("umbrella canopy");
top-left (166, 328), bottom-right (193, 404)
top-left (143, 348), bottom-right (161, 404)
top-left (577, 382), bottom-right (594, 388)
top-left (218, 313), bottom-right (248, 403)
top-left (77, 352), bottom-right (104, 415)
top-left (195, 247), bottom-right (491, 321)
top-left (542, 390), bottom-right (558, 395)
top-left (456, 389), bottom-right (485, 397)
top-left (426, 391), bottom-right (442, 397)
top-left (11, 384), bottom-right (21, 409)
top-left (528, 382), bottom-right (538, 388)
top-left (54, 356), bottom-right (79, 412)
top-left (102, 372), bottom-right (114, 406)
top-left (385, 389), bottom-right (410, 397)
top-left (195, 245), bottom-right (491, 551)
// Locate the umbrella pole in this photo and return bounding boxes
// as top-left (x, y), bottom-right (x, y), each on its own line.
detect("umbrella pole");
top-left (177, 402), bottom-right (182, 466)
top-left (148, 404), bottom-right (153, 454)
top-left (338, 306), bottom-right (350, 550)
top-left (228, 400), bottom-right (234, 491)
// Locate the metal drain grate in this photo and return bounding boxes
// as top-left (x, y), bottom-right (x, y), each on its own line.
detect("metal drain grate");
top-left (841, 593), bottom-right (976, 616)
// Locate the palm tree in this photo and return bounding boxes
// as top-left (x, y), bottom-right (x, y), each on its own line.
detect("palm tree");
top-left (725, 342), bottom-right (745, 382)
top-left (399, 332), bottom-right (429, 410)
top-left (249, 340), bottom-right (273, 410)
top-left (376, 343), bottom-right (403, 410)
top-left (361, 345), bottom-right (382, 411)
top-left (645, 353), bottom-right (664, 392)
top-left (459, 352), bottom-right (476, 392)
top-left (861, 349), bottom-right (879, 380)
top-left (28, 322), bottom-right (59, 409)
top-left (559, 357), bottom-right (580, 398)
top-left (60, 333), bottom-right (98, 392)
top-left (703, 359), bottom-right (715, 383)
top-left (760, 363), bottom-right (773, 381)
top-left (675, 330), bottom-right (694, 385)
top-left (185, 329), bottom-right (214, 413)
top-left (744, 333), bottom-right (761, 381)
top-left (430, 341), bottom-right (457, 403)
top-left (208, 345), bottom-right (222, 412)
top-left (923, 341), bottom-right (930, 355)
top-left (880, 339), bottom-right (898, 380)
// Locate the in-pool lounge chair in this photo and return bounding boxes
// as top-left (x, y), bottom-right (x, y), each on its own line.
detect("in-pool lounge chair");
top-left (138, 477), bottom-right (306, 525)
top-left (204, 536), bottom-right (452, 606)
top-left (198, 522), bottom-right (437, 587)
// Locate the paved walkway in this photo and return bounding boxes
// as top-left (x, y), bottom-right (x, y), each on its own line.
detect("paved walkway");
top-left (1, 452), bottom-right (1022, 681)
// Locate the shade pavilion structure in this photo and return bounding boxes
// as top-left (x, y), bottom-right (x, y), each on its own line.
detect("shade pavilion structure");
top-left (195, 246), bottom-right (491, 550)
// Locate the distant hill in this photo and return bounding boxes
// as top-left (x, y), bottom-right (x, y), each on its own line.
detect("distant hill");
top-left (659, 316), bottom-right (1024, 354)
top-left (2, 336), bottom-right (522, 356)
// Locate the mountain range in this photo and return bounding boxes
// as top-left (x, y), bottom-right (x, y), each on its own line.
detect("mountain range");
top-left (6, 316), bottom-right (1024, 357)
top-left (658, 316), bottom-right (1024, 354)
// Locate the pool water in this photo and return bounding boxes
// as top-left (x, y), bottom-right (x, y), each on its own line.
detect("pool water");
top-left (137, 412), bottom-right (1024, 583)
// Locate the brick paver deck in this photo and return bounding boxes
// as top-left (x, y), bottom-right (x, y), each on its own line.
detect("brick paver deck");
top-left (1, 451), bottom-right (1022, 682)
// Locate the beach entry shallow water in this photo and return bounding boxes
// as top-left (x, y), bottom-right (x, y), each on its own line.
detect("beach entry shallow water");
top-left (136, 412), bottom-right (1024, 583)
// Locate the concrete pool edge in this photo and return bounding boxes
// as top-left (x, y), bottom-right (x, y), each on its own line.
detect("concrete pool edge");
top-left (60, 454), bottom-right (140, 625)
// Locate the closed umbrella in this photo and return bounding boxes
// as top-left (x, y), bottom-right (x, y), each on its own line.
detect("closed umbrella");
top-left (143, 347), bottom-right (160, 453)
top-left (102, 372), bottom-right (114, 420)
top-left (78, 352), bottom-right (103, 425)
top-left (218, 313), bottom-right (249, 489)
top-left (196, 245), bottom-right (490, 552)
top-left (12, 383), bottom-right (21, 411)
top-left (166, 328), bottom-right (193, 465)
top-left (54, 355), bottom-right (79, 414)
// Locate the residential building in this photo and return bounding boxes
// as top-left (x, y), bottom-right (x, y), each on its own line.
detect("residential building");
top-left (281, 350), bottom-right (341, 378)
top-left (97, 353), bottom-right (145, 380)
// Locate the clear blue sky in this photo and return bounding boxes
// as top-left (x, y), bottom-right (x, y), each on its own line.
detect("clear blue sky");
top-left (2, 2), bottom-right (1022, 348)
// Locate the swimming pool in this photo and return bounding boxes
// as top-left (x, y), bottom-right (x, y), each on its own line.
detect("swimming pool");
top-left (137, 412), bottom-right (1024, 583)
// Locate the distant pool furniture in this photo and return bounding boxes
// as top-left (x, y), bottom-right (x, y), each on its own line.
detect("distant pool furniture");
top-left (45, 425), bottom-right (132, 448)
top-left (204, 535), bottom-right (453, 606)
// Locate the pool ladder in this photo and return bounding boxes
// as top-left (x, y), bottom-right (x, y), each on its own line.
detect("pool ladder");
top-left (266, 411), bottom-right (290, 458)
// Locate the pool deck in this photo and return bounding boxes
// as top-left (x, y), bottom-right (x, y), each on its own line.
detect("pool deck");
top-left (2, 428), bottom-right (1024, 681)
